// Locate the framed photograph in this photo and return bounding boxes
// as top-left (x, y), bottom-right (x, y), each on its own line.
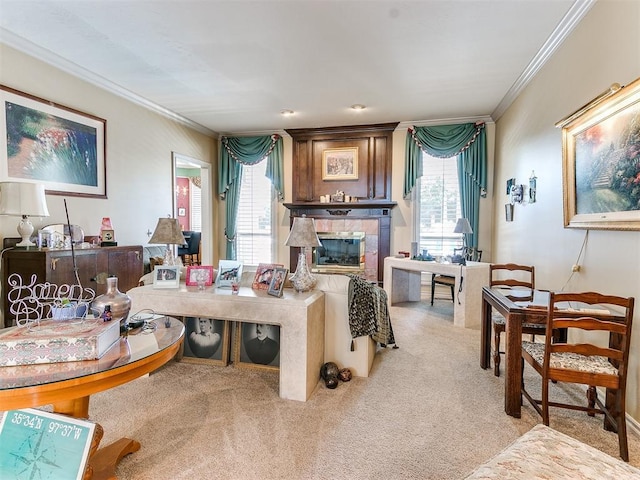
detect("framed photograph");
top-left (252, 263), bottom-right (283, 290)
top-left (153, 265), bottom-right (181, 289)
top-left (101, 229), bottom-right (115, 242)
top-left (216, 260), bottom-right (243, 288)
top-left (1, 85), bottom-right (106, 198)
top-left (178, 207), bottom-right (186, 217)
top-left (0, 408), bottom-right (97, 480)
top-left (267, 267), bottom-right (288, 297)
top-left (181, 317), bottom-right (230, 366)
top-left (557, 76), bottom-right (640, 230)
top-left (322, 147), bottom-right (358, 180)
top-left (186, 265), bottom-right (215, 286)
top-left (233, 322), bottom-right (280, 371)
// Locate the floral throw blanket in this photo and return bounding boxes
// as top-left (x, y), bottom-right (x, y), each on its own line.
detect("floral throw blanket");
top-left (347, 274), bottom-right (396, 350)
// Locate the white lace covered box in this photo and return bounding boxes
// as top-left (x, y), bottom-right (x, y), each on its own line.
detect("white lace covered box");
top-left (464, 424), bottom-right (640, 479)
top-left (0, 319), bottom-right (120, 366)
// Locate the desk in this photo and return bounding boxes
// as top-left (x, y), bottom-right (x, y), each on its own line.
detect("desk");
top-left (127, 284), bottom-right (325, 402)
top-left (481, 288), bottom-right (625, 420)
top-left (0, 317), bottom-right (184, 479)
top-left (383, 257), bottom-right (489, 328)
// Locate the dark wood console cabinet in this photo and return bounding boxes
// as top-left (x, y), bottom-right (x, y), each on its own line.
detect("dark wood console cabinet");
top-left (2, 246), bottom-right (143, 327)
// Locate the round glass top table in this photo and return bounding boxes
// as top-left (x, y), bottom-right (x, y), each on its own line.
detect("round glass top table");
top-left (0, 316), bottom-right (184, 480)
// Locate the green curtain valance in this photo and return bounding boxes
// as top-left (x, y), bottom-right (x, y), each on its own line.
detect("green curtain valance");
top-left (403, 122), bottom-right (486, 199)
top-left (218, 134), bottom-right (284, 200)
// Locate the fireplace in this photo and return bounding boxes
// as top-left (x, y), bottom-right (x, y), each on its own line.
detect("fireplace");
top-left (312, 232), bottom-right (365, 274)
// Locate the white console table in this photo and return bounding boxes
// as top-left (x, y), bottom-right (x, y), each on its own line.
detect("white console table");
top-left (383, 257), bottom-right (489, 329)
top-left (127, 284), bottom-right (325, 402)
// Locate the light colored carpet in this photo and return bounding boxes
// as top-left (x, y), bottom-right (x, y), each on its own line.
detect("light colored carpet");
top-left (89, 294), bottom-right (640, 479)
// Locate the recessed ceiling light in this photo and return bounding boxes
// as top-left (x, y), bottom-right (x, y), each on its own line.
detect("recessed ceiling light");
top-left (281, 109), bottom-right (295, 116)
top-left (350, 104), bottom-right (366, 110)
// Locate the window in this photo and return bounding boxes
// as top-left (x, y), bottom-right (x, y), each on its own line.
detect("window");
top-left (414, 153), bottom-right (462, 256)
top-left (235, 161), bottom-right (274, 265)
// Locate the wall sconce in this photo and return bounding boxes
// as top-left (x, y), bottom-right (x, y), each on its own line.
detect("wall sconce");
top-left (529, 171), bottom-right (537, 203)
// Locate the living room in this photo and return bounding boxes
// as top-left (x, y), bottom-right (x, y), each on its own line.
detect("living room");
top-left (0, 0), bottom-right (639, 478)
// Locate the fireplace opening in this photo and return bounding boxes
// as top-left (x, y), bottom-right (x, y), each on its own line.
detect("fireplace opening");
top-left (312, 232), bottom-right (365, 273)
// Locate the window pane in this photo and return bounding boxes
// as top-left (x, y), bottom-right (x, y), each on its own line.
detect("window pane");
top-left (236, 161), bottom-right (273, 265)
top-left (417, 153), bottom-right (462, 256)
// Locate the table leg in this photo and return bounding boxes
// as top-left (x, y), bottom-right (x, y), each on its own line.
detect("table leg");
top-left (504, 313), bottom-right (522, 417)
top-left (480, 299), bottom-right (491, 369)
top-left (89, 438), bottom-right (141, 480)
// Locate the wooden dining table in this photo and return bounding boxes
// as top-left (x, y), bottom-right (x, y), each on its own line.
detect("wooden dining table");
top-left (481, 286), bottom-right (626, 424)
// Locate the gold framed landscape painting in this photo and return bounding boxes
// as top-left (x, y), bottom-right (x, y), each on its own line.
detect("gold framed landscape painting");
top-left (322, 147), bottom-right (358, 180)
top-left (557, 76), bottom-right (640, 230)
top-left (0, 85), bottom-right (107, 198)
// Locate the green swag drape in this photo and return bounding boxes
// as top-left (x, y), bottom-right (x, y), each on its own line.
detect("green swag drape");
top-left (218, 134), bottom-right (283, 260)
top-left (404, 123), bottom-right (486, 248)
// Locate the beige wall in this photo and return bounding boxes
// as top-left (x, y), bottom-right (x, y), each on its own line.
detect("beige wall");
top-left (0, 44), bottom-right (216, 250)
top-left (493, 1), bottom-right (640, 421)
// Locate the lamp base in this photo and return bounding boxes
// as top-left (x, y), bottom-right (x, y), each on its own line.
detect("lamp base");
top-left (290, 251), bottom-right (317, 292)
top-left (16, 216), bottom-right (36, 247)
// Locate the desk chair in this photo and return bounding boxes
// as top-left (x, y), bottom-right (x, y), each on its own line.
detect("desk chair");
top-left (521, 291), bottom-right (635, 461)
top-left (178, 231), bottom-right (201, 266)
top-left (490, 263), bottom-right (544, 377)
top-left (430, 247), bottom-right (482, 305)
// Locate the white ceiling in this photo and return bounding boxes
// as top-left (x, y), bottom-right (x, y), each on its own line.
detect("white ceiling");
top-left (0, 0), bottom-right (592, 136)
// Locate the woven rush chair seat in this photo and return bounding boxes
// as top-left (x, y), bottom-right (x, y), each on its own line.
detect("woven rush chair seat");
top-left (522, 341), bottom-right (618, 376)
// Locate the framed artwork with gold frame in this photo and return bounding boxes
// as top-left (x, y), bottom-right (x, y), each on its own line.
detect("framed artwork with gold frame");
top-left (557, 76), bottom-right (640, 230)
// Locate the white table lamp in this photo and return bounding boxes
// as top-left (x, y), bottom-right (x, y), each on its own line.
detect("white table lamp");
top-left (0, 182), bottom-right (50, 247)
top-left (453, 217), bottom-right (473, 248)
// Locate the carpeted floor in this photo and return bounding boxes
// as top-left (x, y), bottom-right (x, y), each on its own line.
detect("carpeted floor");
top-left (89, 294), bottom-right (640, 479)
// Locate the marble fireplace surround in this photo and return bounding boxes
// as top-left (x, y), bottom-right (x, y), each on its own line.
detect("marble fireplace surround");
top-left (284, 202), bottom-right (396, 284)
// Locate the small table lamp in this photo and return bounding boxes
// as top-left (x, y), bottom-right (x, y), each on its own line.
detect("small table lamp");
top-left (453, 217), bottom-right (473, 248)
top-left (149, 217), bottom-right (186, 266)
top-left (0, 182), bottom-right (50, 247)
top-left (285, 215), bottom-right (322, 292)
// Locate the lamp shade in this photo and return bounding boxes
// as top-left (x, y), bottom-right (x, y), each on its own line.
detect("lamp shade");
top-left (285, 215), bottom-right (321, 248)
top-left (0, 182), bottom-right (50, 217)
top-left (453, 217), bottom-right (473, 234)
top-left (149, 218), bottom-right (186, 245)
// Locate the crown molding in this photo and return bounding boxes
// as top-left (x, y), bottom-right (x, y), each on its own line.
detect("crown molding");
top-left (0, 29), bottom-right (216, 137)
top-left (491, 0), bottom-right (595, 121)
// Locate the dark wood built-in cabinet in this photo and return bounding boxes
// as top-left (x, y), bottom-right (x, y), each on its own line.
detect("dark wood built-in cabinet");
top-left (2, 246), bottom-right (143, 327)
top-left (285, 123), bottom-right (399, 284)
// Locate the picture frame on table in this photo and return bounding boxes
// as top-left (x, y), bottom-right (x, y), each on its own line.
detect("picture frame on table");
top-left (181, 317), bottom-right (230, 366)
top-left (321, 147), bottom-right (358, 180)
top-left (186, 265), bottom-right (215, 286)
top-left (216, 260), bottom-right (243, 288)
top-left (557, 76), bottom-right (640, 230)
top-left (153, 265), bottom-right (180, 289)
top-left (267, 267), bottom-right (288, 297)
top-left (0, 408), bottom-right (97, 480)
top-left (252, 263), bottom-right (283, 290)
top-left (233, 322), bottom-right (280, 371)
top-left (0, 84), bottom-right (107, 198)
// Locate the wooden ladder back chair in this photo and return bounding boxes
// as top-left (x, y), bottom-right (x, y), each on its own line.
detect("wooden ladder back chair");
top-left (430, 247), bottom-right (482, 305)
top-left (490, 263), bottom-right (543, 377)
top-left (521, 291), bottom-right (635, 461)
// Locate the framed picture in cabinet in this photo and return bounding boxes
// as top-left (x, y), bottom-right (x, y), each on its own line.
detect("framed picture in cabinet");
top-left (233, 322), bottom-right (280, 372)
top-left (182, 317), bottom-right (230, 366)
